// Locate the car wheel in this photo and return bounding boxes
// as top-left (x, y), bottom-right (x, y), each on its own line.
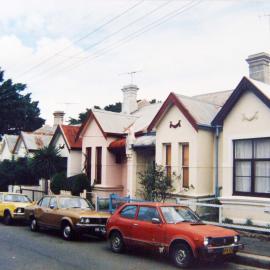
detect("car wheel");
top-left (61, 223), bottom-right (75, 241)
top-left (110, 231), bottom-right (124, 253)
top-left (171, 243), bottom-right (193, 268)
top-left (30, 217), bottom-right (39, 232)
top-left (3, 212), bottom-right (12, 226)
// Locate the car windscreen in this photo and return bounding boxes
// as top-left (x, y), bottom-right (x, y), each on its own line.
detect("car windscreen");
top-left (161, 206), bottom-right (200, 224)
top-left (4, 194), bottom-right (31, 203)
top-left (58, 197), bottom-right (93, 209)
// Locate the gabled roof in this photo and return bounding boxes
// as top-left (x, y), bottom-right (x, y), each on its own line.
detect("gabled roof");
top-left (193, 90), bottom-right (233, 107)
top-left (2, 135), bottom-right (19, 153)
top-left (131, 103), bottom-right (162, 135)
top-left (14, 131), bottom-right (53, 153)
top-left (212, 76), bottom-right (270, 126)
top-left (77, 109), bottom-right (138, 139)
top-left (148, 92), bottom-right (220, 132)
top-left (34, 124), bottom-right (54, 135)
top-left (51, 125), bottom-right (82, 150)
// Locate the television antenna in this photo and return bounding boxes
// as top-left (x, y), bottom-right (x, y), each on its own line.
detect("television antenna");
top-left (119, 70), bottom-right (142, 84)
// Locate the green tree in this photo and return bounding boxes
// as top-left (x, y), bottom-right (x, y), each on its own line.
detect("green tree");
top-left (0, 68), bottom-right (45, 137)
top-left (0, 158), bottom-right (38, 191)
top-left (30, 145), bottom-right (66, 194)
top-left (68, 102), bottom-right (122, 125)
top-left (104, 102), bottom-right (121, 112)
top-left (138, 164), bottom-right (175, 202)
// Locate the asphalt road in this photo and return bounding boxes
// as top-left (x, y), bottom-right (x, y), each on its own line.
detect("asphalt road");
top-left (0, 223), bottom-right (264, 270)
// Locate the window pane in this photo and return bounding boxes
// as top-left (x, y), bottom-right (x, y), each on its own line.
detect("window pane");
top-left (235, 177), bottom-right (251, 192)
top-left (255, 161), bottom-right (270, 193)
top-left (235, 161), bottom-right (251, 192)
top-left (235, 140), bottom-right (252, 159)
top-left (254, 139), bottom-right (270, 159)
top-left (120, 205), bottom-right (137, 219)
top-left (235, 161), bottom-right (251, 176)
top-left (138, 207), bottom-right (159, 222)
top-left (41, 197), bottom-right (50, 208)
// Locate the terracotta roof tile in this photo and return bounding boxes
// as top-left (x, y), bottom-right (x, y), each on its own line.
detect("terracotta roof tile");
top-left (60, 125), bottom-right (82, 150)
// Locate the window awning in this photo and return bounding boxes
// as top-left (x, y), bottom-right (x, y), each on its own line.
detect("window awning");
top-left (133, 135), bottom-right (155, 149)
top-left (108, 138), bottom-right (126, 153)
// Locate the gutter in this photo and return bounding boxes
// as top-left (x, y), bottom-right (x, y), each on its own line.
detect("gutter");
top-left (214, 125), bottom-right (222, 197)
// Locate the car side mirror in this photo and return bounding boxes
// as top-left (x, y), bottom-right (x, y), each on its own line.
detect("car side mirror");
top-left (49, 204), bottom-right (56, 209)
top-left (152, 218), bottom-right (161, 224)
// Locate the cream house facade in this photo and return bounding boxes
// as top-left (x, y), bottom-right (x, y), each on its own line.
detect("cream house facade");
top-left (212, 75), bottom-right (270, 225)
top-left (50, 124), bottom-right (82, 177)
top-left (147, 92), bottom-right (229, 198)
top-left (0, 135), bottom-right (18, 161)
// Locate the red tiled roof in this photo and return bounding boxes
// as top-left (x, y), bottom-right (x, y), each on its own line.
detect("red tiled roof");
top-left (108, 138), bottom-right (126, 151)
top-left (60, 125), bottom-right (82, 150)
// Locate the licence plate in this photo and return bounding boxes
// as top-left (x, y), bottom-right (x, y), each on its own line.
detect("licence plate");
top-left (223, 247), bottom-right (233, 255)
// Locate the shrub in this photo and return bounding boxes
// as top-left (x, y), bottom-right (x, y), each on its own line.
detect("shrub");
top-left (223, 217), bottom-right (233, 224)
top-left (70, 173), bottom-right (90, 196)
top-left (50, 172), bottom-right (67, 194)
top-left (245, 218), bottom-right (253, 226)
top-left (138, 164), bottom-right (176, 202)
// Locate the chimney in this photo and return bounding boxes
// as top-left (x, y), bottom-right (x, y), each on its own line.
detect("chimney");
top-left (121, 84), bottom-right (139, 114)
top-left (246, 52), bottom-right (270, 84)
top-left (53, 111), bottom-right (65, 130)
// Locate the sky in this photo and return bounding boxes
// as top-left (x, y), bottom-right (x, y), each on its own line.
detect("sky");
top-left (0, 0), bottom-right (270, 125)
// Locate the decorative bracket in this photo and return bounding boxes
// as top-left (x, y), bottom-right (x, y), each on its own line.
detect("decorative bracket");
top-left (170, 120), bottom-right (181, 129)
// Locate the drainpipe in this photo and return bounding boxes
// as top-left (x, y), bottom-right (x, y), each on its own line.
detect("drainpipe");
top-left (214, 125), bottom-right (221, 198)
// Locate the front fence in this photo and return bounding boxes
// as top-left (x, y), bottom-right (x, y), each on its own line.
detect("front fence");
top-left (96, 194), bottom-right (145, 213)
top-left (177, 199), bottom-right (270, 233)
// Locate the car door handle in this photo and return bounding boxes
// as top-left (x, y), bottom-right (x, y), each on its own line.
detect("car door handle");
top-left (133, 223), bottom-right (138, 226)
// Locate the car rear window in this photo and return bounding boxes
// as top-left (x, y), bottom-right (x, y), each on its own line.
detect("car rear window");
top-left (120, 205), bottom-right (137, 219)
top-left (137, 207), bottom-right (160, 222)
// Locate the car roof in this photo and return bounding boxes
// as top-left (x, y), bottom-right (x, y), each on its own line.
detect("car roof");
top-left (43, 195), bottom-right (82, 198)
top-left (123, 202), bottom-right (180, 207)
top-left (0, 192), bottom-right (28, 196)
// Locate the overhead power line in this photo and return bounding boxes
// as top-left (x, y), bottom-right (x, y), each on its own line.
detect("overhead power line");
top-left (26, 0), bottom-right (172, 82)
top-left (15, 0), bottom-right (145, 78)
top-left (30, 0), bottom-right (201, 83)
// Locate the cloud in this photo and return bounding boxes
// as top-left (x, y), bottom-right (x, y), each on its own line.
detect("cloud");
top-left (0, 0), bottom-right (270, 125)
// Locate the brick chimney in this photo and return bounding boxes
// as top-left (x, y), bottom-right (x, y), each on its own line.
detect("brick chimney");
top-left (53, 111), bottom-right (65, 130)
top-left (121, 84), bottom-right (139, 114)
top-left (246, 52), bottom-right (270, 84)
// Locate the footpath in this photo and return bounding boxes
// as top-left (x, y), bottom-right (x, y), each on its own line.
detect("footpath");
top-left (233, 233), bottom-right (270, 269)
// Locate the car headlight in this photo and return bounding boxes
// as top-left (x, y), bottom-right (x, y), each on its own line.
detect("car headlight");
top-left (234, 235), bottom-right (240, 243)
top-left (204, 237), bottom-right (210, 246)
top-left (15, 208), bottom-right (24, 213)
top-left (80, 217), bottom-right (91, 224)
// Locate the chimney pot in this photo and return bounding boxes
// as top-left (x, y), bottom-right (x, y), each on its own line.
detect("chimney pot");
top-left (121, 84), bottom-right (139, 114)
top-left (246, 52), bottom-right (270, 84)
top-left (53, 111), bottom-right (65, 130)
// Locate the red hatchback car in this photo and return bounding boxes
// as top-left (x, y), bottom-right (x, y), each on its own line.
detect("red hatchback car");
top-left (106, 202), bottom-right (243, 268)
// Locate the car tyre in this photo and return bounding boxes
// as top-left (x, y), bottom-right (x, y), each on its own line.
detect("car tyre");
top-left (61, 222), bottom-right (75, 241)
top-left (171, 243), bottom-right (193, 268)
top-left (110, 231), bottom-right (124, 253)
top-left (30, 217), bottom-right (39, 232)
top-left (3, 211), bottom-right (12, 226)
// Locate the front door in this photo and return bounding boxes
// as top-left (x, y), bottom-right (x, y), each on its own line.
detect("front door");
top-left (131, 206), bottom-right (165, 247)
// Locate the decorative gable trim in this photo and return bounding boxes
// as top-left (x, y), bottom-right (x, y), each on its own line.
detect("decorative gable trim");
top-left (147, 92), bottom-right (198, 132)
top-left (212, 76), bottom-right (270, 126)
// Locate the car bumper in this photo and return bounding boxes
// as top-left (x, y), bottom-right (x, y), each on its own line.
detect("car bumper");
top-left (75, 224), bottom-right (107, 236)
top-left (198, 243), bottom-right (244, 257)
top-left (12, 213), bottom-right (26, 220)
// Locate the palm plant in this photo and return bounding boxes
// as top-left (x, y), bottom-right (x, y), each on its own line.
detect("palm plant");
top-left (30, 145), bottom-right (65, 194)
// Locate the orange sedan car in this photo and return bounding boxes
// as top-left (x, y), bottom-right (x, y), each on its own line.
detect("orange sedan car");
top-left (106, 202), bottom-right (243, 268)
